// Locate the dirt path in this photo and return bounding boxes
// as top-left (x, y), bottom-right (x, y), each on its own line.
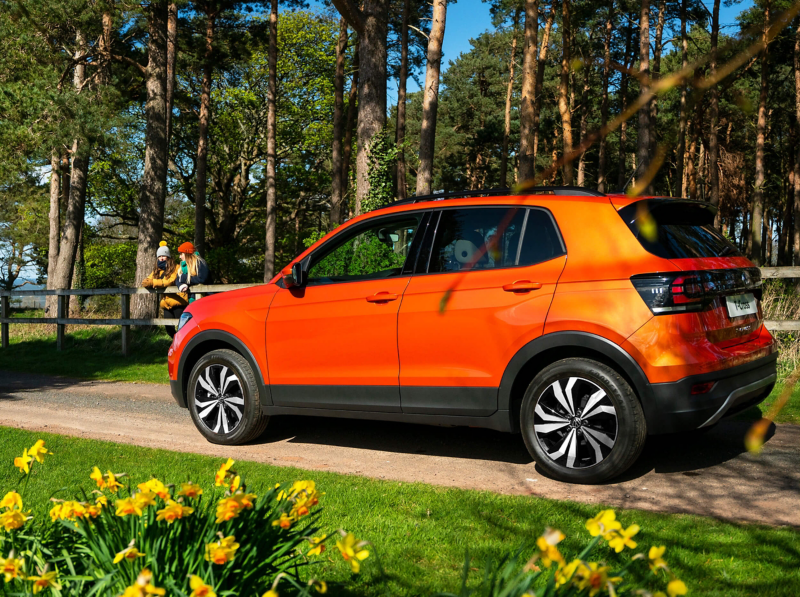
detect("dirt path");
top-left (0, 370), bottom-right (797, 527)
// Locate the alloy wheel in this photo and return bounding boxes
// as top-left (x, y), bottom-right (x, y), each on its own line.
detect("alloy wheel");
top-left (193, 364), bottom-right (245, 434)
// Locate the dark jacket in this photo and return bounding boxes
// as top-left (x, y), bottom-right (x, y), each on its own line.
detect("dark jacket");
top-left (176, 258), bottom-right (209, 289)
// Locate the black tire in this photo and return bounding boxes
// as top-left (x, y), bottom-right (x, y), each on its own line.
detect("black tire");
top-left (520, 358), bottom-right (646, 484)
top-left (187, 349), bottom-right (269, 445)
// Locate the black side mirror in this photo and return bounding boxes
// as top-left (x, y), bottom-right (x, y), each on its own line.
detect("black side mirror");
top-left (282, 261), bottom-right (306, 288)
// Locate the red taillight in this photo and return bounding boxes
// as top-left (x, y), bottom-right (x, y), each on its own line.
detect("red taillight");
top-left (671, 276), bottom-right (705, 305)
top-left (691, 381), bottom-right (716, 395)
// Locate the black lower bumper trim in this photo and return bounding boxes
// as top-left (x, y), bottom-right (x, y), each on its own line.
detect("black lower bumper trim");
top-left (170, 379), bottom-right (186, 408)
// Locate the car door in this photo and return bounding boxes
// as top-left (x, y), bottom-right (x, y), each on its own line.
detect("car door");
top-left (266, 212), bottom-right (426, 412)
top-left (398, 206), bottom-right (567, 416)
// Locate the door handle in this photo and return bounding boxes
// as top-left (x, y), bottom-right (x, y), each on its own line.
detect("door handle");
top-left (366, 292), bottom-right (399, 303)
top-left (502, 280), bottom-right (543, 292)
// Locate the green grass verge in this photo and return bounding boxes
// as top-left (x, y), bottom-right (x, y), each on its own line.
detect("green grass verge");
top-left (1, 427), bottom-right (798, 596)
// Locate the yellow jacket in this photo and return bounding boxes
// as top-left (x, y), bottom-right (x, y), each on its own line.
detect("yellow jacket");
top-left (141, 268), bottom-right (189, 310)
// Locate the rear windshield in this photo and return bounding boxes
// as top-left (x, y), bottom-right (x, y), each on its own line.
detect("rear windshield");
top-left (618, 199), bottom-right (741, 259)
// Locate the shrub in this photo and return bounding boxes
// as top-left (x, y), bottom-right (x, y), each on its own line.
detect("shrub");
top-left (1, 440), bottom-right (369, 596)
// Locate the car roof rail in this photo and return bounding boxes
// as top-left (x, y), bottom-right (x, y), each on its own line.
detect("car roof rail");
top-left (376, 186), bottom-right (606, 210)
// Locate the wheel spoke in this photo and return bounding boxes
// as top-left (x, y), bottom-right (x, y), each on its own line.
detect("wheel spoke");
top-left (583, 426), bottom-right (615, 448)
top-left (198, 374), bottom-right (217, 396)
top-left (546, 428), bottom-right (576, 461)
top-left (221, 406), bottom-right (230, 434)
top-left (212, 406), bottom-right (223, 433)
top-left (218, 367), bottom-right (229, 394)
top-left (226, 402), bottom-right (243, 420)
top-left (536, 421), bottom-right (570, 434)
top-left (195, 364), bottom-right (247, 435)
top-left (221, 372), bottom-right (238, 394)
top-left (565, 428), bottom-right (579, 468)
top-left (194, 399), bottom-right (217, 408)
top-left (581, 428), bottom-right (604, 465)
top-left (226, 396), bottom-right (245, 406)
top-left (550, 381), bottom-right (574, 415)
top-left (199, 402), bottom-right (218, 419)
top-left (582, 404), bottom-right (616, 419)
top-left (581, 389), bottom-right (606, 417)
top-left (535, 404), bottom-right (569, 423)
top-left (564, 377), bottom-right (578, 414)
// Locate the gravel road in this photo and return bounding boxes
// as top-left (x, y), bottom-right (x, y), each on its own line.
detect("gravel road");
top-left (0, 370), bottom-right (797, 527)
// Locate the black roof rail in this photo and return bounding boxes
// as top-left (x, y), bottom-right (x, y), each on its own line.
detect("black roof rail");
top-left (376, 186), bottom-right (605, 211)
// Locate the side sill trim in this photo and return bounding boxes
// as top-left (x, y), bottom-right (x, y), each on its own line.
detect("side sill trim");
top-left (698, 373), bottom-right (777, 428)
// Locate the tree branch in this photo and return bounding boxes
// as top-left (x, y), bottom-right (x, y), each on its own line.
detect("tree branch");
top-left (330, 0), bottom-right (365, 34)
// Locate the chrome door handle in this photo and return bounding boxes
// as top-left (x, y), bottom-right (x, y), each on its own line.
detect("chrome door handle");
top-left (366, 292), bottom-right (399, 303)
top-left (502, 281), bottom-right (543, 292)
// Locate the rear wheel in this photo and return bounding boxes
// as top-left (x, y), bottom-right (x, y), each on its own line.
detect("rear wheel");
top-left (188, 349), bottom-right (269, 445)
top-left (520, 358), bottom-right (646, 484)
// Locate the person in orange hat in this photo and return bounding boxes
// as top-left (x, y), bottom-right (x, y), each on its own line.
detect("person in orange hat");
top-left (141, 241), bottom-right (188, 337)
top-left (176, 242), bottom-right (209, 303)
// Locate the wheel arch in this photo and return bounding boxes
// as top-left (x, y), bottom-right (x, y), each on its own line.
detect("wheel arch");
top-left (178, 330), bottom-right (272, 407)
top-left (499, 332), bottom-right (653, 433)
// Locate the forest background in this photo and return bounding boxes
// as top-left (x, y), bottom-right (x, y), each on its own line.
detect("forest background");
top-left (1, 0), bottom-right (799, 319)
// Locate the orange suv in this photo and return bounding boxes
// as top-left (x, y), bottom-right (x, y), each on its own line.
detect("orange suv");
top-left (167, 188), bottom-right (777, 483)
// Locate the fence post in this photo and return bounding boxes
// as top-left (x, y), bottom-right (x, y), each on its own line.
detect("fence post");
top-left (56, 294), bottom-right (66, 351)
top-left (1, 294), bottom-right (8, 349)
top-left (121, 293), bottom-right (130, 356)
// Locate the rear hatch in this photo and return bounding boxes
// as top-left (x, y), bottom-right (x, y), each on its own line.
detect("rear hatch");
top-left (618, 199), bottom-right (763, 348)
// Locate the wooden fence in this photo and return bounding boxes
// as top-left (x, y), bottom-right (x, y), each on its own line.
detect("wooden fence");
top-left (1, 267), bottom-right (799, 356)
top-left (0, 284), bottom-right (259, 355)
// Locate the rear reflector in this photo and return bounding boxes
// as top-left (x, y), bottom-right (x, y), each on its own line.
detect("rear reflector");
top-left (631, 268), bottom-right (761, 315)
top-left (691, 381), bottom-right (716, 395)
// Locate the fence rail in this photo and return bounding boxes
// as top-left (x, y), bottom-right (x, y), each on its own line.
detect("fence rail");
top-left (2, 267), bottom-right (800, 356)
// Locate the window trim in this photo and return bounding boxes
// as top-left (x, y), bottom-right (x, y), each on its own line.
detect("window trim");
top-left (417, 205), bottom-right (567, 276)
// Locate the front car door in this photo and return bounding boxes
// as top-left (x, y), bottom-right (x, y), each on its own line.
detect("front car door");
top-left (398, 205), bottom-right (567, 416)
top-left (266, 212), bottom-right (426, 412)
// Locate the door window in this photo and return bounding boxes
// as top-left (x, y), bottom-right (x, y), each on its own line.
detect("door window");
top-left (307, 215), bottom-right (422, 285)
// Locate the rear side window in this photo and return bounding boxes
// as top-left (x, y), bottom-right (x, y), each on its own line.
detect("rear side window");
top-left (427, 207), bottom-right (564, 273)
top-left (619, 200), bottom-right (740, 259)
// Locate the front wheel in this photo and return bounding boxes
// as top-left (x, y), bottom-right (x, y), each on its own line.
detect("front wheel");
top-left (520, 358), bottom-right (646, 484)
top-left (187, 349), bottom-right (269, 445)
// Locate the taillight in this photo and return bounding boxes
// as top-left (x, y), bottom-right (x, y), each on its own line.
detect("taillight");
top-left (631, 268), bottom-right (761, 315)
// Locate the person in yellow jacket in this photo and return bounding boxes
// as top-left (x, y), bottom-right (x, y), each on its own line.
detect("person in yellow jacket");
top-left (141, 241), bottom-right (188, 338)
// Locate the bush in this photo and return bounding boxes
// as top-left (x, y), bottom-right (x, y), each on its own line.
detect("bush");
top-left (83, 243), bottom-right (138, 290)
top-left (1, 439), bottom-right (370, 596)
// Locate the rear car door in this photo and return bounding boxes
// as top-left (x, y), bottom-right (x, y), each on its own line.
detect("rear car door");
top-left (266, 212), bottom-right (425, 412)
top-left (398, 206), bottom-right (567, 416)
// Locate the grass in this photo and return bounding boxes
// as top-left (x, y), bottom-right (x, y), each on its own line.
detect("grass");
top-left (1, 427), bottom-right (798, 596)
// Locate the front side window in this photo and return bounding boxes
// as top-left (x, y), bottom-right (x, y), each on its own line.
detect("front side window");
top-left (306, 215), bottom-right (422, 285)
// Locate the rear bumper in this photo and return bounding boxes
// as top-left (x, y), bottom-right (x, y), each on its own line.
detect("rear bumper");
top-left (645, 352), bottom-right (777, 435)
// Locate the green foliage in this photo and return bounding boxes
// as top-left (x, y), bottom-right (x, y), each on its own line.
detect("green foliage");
top-left (309, 234), bottom-right (404, 280)
top-left (363, 128), bottom-right (402, 213)
top-left (82, 242), bottom-right (138, 289)
top-left (303, 231), bottom-right (327, 249)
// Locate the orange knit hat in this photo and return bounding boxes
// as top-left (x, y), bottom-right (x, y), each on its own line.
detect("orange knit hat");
top-left (178, 242), bottom-right (195, 254)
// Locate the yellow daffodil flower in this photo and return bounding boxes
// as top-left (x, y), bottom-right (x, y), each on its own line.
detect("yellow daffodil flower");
top-left (214, 492), bottom-right (257, 524)
top-left (0, 553), bottom-right (24, 582)
top-left (134, 491), bottom-right (157, 509)
top-left (607, 524), bottom-right (640, 553)
top-left (60, 501), bottom-right (88, 521)
top-left (28, 440), bottom-right (52, 464)
top-left (90, 467), bottom-right (107, 489)
top-left (580, 562), bottom-right (622, 597)
top-left (96, 495), bottom-right (109, 507)
top-left (307, 536), bottom-right (326, 556)
top-left (214, 459), bottom-right (235, 487)
top-left (138, 479), bottom-right (170, 500)
top-left (311, 580), bottom-right (327, 594)
top-left (0, 509), bottom-right (29, 531)
top-left (0, 491), bottom-right (22, 511)
top-left (115, 498), bottom-right (143, 518)
top-left (13, 449), bottom-right (32, 475)
top-left (649, 545), bottom-right (668, 573)
top-left (555, 559), bottom-right (587, 587)
top-left (262, 591), bottom-right (278, 597)
top-left (86, 504), bottom-right (102, 518)
top-left (113, 544), bottom-right (146, 564)
top-left (189, 575), bottom-right (217, 597)
top-left (586, 509), bottom-right (622, 538)
top-left (272, 513), bottom-right (293, 529)
top-left (121, 568), bottom-right (166, 597)
top-left (667, 579), bottom-right (688, 597)
top-left (335, 532), bottom-right (369, 573)
top-left (49, 504), bottom-right (63, 522)
top-left (156, 499), bottom-right (194, 524)
top-left (535, 527), bottom-right (565, 568)
top-left (178, 482), bottom-right (204, 499)
top-left (106, 471), bottom-right (124, 493)
top-left (28, 570), bottom-right (61, 594)
top-left (205, 535), bottom-right (239, 564)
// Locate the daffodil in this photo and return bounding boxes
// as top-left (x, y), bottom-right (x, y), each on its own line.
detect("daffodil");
top-left (121, 569), bottom-right (166, 597)
top-left (134, 491), bottom-right (158, 509)
top-left (113, 543), bottom-right (147, 564)
top-left (105, 470), bottom-right (124, 493)
top-left (0, 509), bottom-right (29, 531)
top-left (307, 536), bottom-right (327, 556)
top-left (138, 479), bottom-right (170, 500)
top-left (28, 569), bottom-right (61, 594)
top-left (95, 495), bottom-right (109, 507)
top-left (214, 492), bottom-right (257, 523)
top-left (115, 498), bottom-right (143, 518)
top-left (189, 575), bottom-right (217, 597)
top-left (555, 559), bottom-right (587, 587)
top-left (90, 466), bottom-right (106, 489)
top-left (49, 504), bottom-right (63, 522)
top-left (585, 509), bottom-right (622, 538)
top-left (336, 532), bottom-right (369, 573)
top-left (667, 579), bottom-right (688, 597)
top-left (205, 535), bottom-right (239, 564)
top-left (535, 527), bottom-right (565, 568)
top-left (58, 501), bottom-right (87, 521)
top-left (272, 513), bottom-right (293, 529)
top-left (27, 440), bottom-right (52, 464)
top-left (311, 580), bottom-right (327, 594)
top-left (580, 562), bottom-right (622, 597)
top-left (178, 482), bottom-right (204, 499)
top-left (214, 459), bottom-right (235, 487)
top-left (0, 552), bottom-right (23, 582)
top-left (156, 499), bottom-right (194, 524)
top-left (13, 449), bottom-right (31, 475)
top-left (262, 591), bottom-right (278, 597)
top-left (0, 491), bottom-right (22, 511)
top-left (607, 524), bottom-right (640, 553)
top-left (649, 545), bottom-right (668, 573)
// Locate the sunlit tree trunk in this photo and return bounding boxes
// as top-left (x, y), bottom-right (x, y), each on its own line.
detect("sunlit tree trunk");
top-left (45, 152), bottom-right (60, 317)
top-left (750, 1), bottom-right (770, 265)
top-left (649, 0), bottom-right (665, 159)
top-left (532, 1), bottom-right (556, 170)
top-left (676, 0), bottom-right (689, 197)
top-left (166, 2), bottom-right (177, 145)
top-left (518, 0), bottom-right (539, 182)
top-left (617, 26), bottom-right (634, 189)
top-left (342, 40), bottom-right (359, 203)
top-left (395, 0), bottom-right (409, 200)
top-left (331, 19), bottom-right (349, 227)
top-left (597, 3), bottom-right (613, 193)
top-left (709, 0), bottom-right (721, 224)
top-left (636, 0), bottom-right (651, 191)
top-left (500, 8), bottom-right (520, 188)
top-left (557, 0), bottom-right (573, 185)
top-left (195, 9), bottom-right (215, 257)
top-left (264, 0), bottom-right (278, 280)
top-left (794, 17), bottom-right (800, 265)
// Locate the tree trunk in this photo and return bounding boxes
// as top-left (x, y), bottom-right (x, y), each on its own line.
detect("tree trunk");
top-left (576, 36), bottom-right (592, 187)
top-left (166, 2), bottom-right (177, 145)
top-left (342, 40), bottom-right (359, 202)
top-left (597, 3), bottom-right (613, 192)
top-left (532, 1), bottom-right (556, 171)
top-left (518, 0), bottom-right (539, 182)
top-left (264, 0), bottom-right (278, 281)
top-left (500, 8), bottom-right (521, 188)
top-left (557, 0), bottom-right (573, 185)
top-left (649, 0), bottom-right (665, 158)
top-left (69, 224), bottom-right (84, 316)
top-left (416, 0), bottom-right (448, 196)
top-left (636, 0), bottom-right (651, 190)
top-left (794, 17), bottom-right (800, 265)
top-left (676, 0), bottom-right (689, 197)
top-left (132, 2), bottom-right (169, 319)
top-left (687, 104), bottom-right (702, 201)
top-left (750, 2), bottom-right (770, 265)
top-left (395, 0), bottom-right (410, 200)
top-left (195, 10), bottom-right (215, 257)
top-left (45, 152), bottom-right (61, 317)
top-left (617, 26), bottom-right (634, 189)
top-left (709, 0), bottom-right (721, 223)
top-left (331, 19), bottom-right (349, 227)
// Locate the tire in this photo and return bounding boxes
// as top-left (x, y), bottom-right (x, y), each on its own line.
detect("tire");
top-left (520, 358), bottom-right (646, 484)
top-left (187, 349), bottom-right (269, 445)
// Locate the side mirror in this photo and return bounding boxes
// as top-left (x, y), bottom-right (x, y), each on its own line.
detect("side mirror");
top-left (281, 261), bottom-right (305, 288)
